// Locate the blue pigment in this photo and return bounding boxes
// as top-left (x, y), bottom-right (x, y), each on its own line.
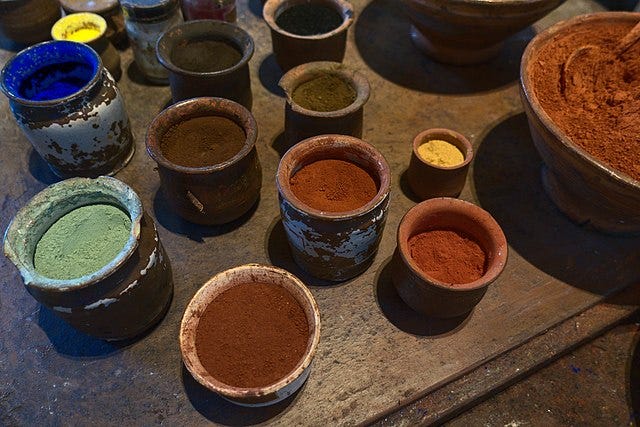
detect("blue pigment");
top-left (19, 62), bottom-right (93, 101)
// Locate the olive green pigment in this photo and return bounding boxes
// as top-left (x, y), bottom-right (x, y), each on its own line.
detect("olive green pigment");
top-left (292, 74), bottom-right (356, 112)
top-left (33, 204), bottom-right (131, 280)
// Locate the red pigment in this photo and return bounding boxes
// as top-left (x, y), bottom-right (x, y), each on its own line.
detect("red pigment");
top-left (408, 229), bottom-right (487, 285)
top-left (195, 282), bottom-right (309, 388)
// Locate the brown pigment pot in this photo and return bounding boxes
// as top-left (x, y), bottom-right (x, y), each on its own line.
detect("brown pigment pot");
top-left (146, 97), bottom-right (262, 225)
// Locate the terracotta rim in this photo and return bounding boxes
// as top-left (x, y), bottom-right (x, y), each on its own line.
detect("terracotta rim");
top-left (520, 11), bottom-right (640, 189)
top-left (263, 0), bottom-right (354, 40)
top-left (412, 128), bottom-right (473, 171)
top-left (179, 264), bottom-right (321, 400)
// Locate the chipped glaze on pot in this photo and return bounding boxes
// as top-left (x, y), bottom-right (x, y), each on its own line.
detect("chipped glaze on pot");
top-left (0, 41), bottom-right (134, 178)
top-left (180, 264), bottom-right (321, 406)
top-left (279, 61), bottom-right (370, 148)
top-left (276, 134), bottom-right (391, 281)
top-left (3, 177), bottom-right (173, 340)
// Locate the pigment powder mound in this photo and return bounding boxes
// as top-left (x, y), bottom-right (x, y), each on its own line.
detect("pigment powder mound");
top-left (195, 282), bottom-right (310, 388)
top-left (408, 229), bottom-right (487, 285)
top-left (532, 21), bottom-right (640, 181)
top-left (292, 74), bottom-right (357, 112)
top-left (19, 62), bottom-right (94, 101)
top-left (171, 40), bottom-right (242, 73)
top-left (290, 159), bottom-right (378, 212)
top-left (417, 139), bottom-right (465, 167)
top-left (33, 204), bottom-right (131, 280)
top-left (275, 4), bottom-right (343, 36)
top-left (160, 115), bottom-right (246, 168)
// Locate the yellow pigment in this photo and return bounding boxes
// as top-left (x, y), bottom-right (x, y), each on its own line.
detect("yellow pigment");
top-left (417, 139), bottom-right (465, 167)
top-left (64, 26), bottom-right (101, 42)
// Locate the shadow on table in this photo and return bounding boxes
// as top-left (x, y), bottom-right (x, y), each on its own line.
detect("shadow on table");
top-left (259, 54), bottom-right (285, 97)
top-left (182, 363), bottom-right (303, 426)
top-left (398, 169), bottom-right (422, 204)
top-left (473, 113), bottom-right (640, 296)
top-left (126, 60), bottom-right (168, 87)
top-left (354, 0), bottom-right (534, 95)
top-left (28, 149), bottom-right (60, 185)
top-left (629, 321), bottom-right (640, 424)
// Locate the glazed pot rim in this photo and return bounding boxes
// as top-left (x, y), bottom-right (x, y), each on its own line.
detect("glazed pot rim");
top-left (3, 176), bottom-right (142, 292)
top-left (51, 12), bottom-right (108, 44)
top-left (0, 40), bottom-right (104, 107)
top-left (520, 11), bottom-right (640, 190)
top-left (263, 0), bottom-right (354, 40)
top-left (397, 198), bottom-right (508, 291)
top-left (156, 20), bottom-right (254, 78)
top-left (279, 61), bottom-right (371, 118)
top-left (276, 134), bottom-right (392, 220)
top-left (145, 97), bottom-right (258, 174)
top-left (179, 263), bottom-right (322, 400)
top-left (412, 128), bottom-right (474, 170)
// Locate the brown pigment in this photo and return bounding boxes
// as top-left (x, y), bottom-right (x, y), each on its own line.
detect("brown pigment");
top-left (195, 282), bottom-right (309, 388)
top-left (160, 116), bottom-right (245, 168)
top-left (409, 229), bottom-right (487, 285)
top-left (291, 74), bottom-right (356, 112)
top-left (171, 40), bottom-right (242, 73)
top-left (532, 21), bottom-right (640, 181)
top-left (290, 159), bottom-right (378, 212)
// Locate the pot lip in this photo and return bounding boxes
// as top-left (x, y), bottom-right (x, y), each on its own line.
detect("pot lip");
top-left (179, 263), bottom-right (322, 400)
top-left (145, 97), bottom-right (258, 174)
top-left (520, 11), bottom-right (640, 190)
top-left (51, 12), bottom-right (108, 44)
top-left (396, 197), bottom-right (508, 292)
top-left (0, 40), bottom-right (103, 106)
top-left (263, 0), bottom-right (354, 40)
top-left (279, 61), bottom-right (371, 118)
top-left (276, 134), bottom-right (392, 220)
top-left (3, 176), bottom-right (142, 293)
top-left (58, 0), bottom-right (119, 14)
top-left (412, 128), bottom-right (474, 170)
top-left (156, 20), bottom-right (254, 78)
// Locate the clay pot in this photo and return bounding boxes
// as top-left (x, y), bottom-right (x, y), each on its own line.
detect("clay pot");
top-left (3, 177), bottom-right (173, 340)
top-left (181, 264), bottom-right (321, 406)
top-left (156, 20), bottom-right (254, 109)
top-left (0, 41), bottom-right (134, 178)
top-left (263, 0), bottom-right (354, 72)
top-left (393, 198), bottom-right (508, 318)
top-left (0, 0), bottom-right (61, 49)
top-left (146, 97), bottom-right (262, 225)
top-left (407, 128), bottom-right (473, 200)
top-left (279, 61), bottom-right (370, 148)
top-left (58, 0), bottom-right (128, 48)
top-left (520, 13), bottom-right (640, 235)
top-left (276, 134), bottom-right (391, 281)
top-left (400, 0), bottom-right (564, 65)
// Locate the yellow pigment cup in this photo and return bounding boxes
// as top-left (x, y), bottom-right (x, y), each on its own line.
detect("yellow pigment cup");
top-left (51, 12), bottom-right (107, 44)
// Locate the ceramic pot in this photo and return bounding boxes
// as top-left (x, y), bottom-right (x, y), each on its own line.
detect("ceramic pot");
top-left (3, 177), bottom-right (173, 340)
top-left (407, 128), bottom-right (473, 200)
top-left (146, 97), bottom-right (262, 225)
top-left (58, 0), bottom-right (128, 48)
top-left (520, 13), bottom-right (640, 235)
top-left (276, 134), bottom-right (391, 281)
top-left (0, 41), bottom-right (134, 178)
top-left (263, 0), bottom-right (354, 72)
top-left (0, 0), bottom-right (61, 49)
top-left (393, 198), bottom-right (508, 318)
top-left (180, 264), bottom-right (321, 406)
top-left (279, 61), bottom-right (370, 148)
top-left (51, 12), bottom-right (122, 81)
top-left (156, 20), bottom-right (254, 109)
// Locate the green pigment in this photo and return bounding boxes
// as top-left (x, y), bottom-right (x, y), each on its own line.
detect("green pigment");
top-left (291, 74), bottom-right (356, 112)
top-left (33, 204), bottom-right (132, 280)
top-left (275, 4), bottom-right (343, 36)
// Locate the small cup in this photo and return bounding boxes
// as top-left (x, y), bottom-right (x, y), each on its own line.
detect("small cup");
top-left (58, 0), bottom-right (128, 48)
top-left (393, 198), bottom-right (508, 318)
top-left (279, 61), bottom-right (370, 148)
top-left (146, 97), bottom-right (262, 225)
top-left (276, 134), bottom-right (391, 281)
top-left (407, 128), bottom-right (473, 200)
top-left (263, 0), bottom-right (354, 72)
top-left (180, 263), bottom-right (321, 406)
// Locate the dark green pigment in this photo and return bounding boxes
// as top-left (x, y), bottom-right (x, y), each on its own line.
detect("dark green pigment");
top-left (292, 73), bottom-right (356, 112)
top-left (275, 4), bottom-right (343, 36)
top-left (171, 40), bottom-right (242, 73)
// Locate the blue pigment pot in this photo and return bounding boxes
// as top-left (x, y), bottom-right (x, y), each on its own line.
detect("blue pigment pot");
top-left (0, 40), bottom-right (134, 178)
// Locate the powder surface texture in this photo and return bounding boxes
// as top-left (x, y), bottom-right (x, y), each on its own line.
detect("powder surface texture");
top-left (417, 139), bottom-right (464, 167)
top-left (195, 282), bottom-right (310, 388)
top-left (408, 229), bottom-right (487, 285)
top-left (160, 116), bottom-right (245, 168)
top-left (532, 21), bottom-right (640, 181)
top-left (275, 4), bottom-right (343, 36)
top-left (19, 62), bottom-right (93, 101)
top-left (34, 204), bottom-right (131, 280)
top-left (171, 40), bottom-right (242, 73)
top-left (290, 159), bottom-right (378, 212)
top-left (64, 26), bottom-right (101, 42)
top-left (291, 74), bottom-right (356, 112)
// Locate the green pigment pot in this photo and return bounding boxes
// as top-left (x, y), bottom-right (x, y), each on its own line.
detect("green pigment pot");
top-left (3, 177), bottom-right (173, 341)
